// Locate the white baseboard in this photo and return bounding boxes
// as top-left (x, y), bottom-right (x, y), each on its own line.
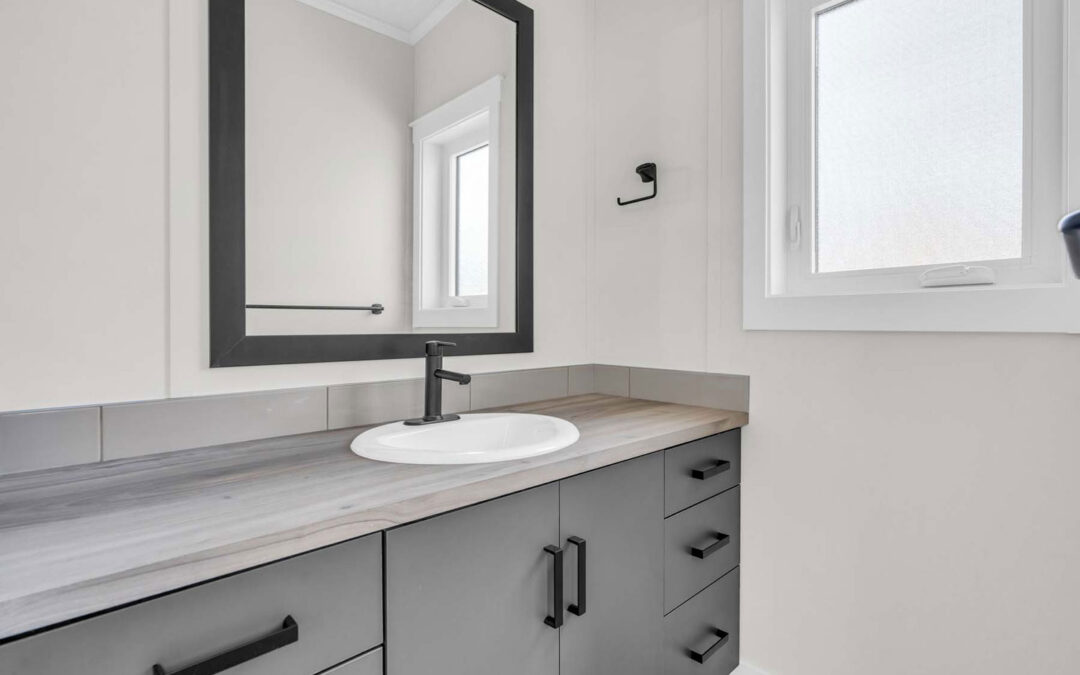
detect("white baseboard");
top-left (734, 663), bottom-right (769, 675)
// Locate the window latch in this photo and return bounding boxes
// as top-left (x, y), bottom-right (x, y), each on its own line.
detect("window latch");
top-left (919, 265), bottom-right (996, 288)
top-left (788, 207), bottom-right (801, 247)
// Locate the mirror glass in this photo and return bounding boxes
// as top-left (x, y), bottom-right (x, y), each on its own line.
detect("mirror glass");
top-left (243, 0), bottom-right (517, 336)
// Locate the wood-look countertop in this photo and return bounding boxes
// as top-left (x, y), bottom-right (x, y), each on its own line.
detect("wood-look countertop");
top-left (0, 394), bottom-right (747, 641)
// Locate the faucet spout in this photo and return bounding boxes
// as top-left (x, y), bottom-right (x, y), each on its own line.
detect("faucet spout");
top-left (404, 341), bottom-right (471, 426)
top-left (435, 369), bottom-right (471, 385)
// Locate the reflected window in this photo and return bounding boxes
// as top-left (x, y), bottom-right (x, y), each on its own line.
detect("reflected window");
top-left (454, 144), bottom-right (490, 297)
top-left (411, 76), bottom-right (502, 328)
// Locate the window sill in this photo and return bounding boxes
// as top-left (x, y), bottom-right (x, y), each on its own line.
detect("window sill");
top-left (744, 282), bottom-right (1080, 333)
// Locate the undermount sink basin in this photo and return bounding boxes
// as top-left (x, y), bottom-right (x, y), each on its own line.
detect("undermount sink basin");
top-left (350, 413), bottom-right (580, 465)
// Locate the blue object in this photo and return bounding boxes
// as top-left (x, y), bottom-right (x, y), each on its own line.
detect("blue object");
top-left (1060, 210), bottom-right (1080, 279)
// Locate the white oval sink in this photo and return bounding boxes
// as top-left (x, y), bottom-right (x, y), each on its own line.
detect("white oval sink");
top-left (351, 413), bottom-right (580, 465)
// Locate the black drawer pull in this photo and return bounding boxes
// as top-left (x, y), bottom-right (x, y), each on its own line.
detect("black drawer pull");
top-left (567, 536), bottom-right (586, 617)
top-left (152, 615), bottom-right (298, 675)
top-left (690, 460), bottom-right (731, 480)
top-left (544, 545), bottom-right (564, 629)
top-left (690, 532), bottom-right (731, 559)
top-left (689, 628), bottom-right (729, 664)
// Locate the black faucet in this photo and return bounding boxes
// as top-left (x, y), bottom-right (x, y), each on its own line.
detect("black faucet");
top-left (404, 341), bottom-right (472, 426)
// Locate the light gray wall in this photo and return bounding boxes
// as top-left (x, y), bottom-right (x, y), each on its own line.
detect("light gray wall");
top-left (592, 1), bottom-right (1080, 674)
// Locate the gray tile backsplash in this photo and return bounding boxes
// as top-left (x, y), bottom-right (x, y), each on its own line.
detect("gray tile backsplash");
top-left (702, 373), bottom-right (751, 412)
top-left (568, 365), bottom-right (595, 395)
top-left (594, 365), bottom-right (630, 397)
top-left (328, 379), bottom-right (470, 430)
top-left (629, 368), bottom-right (749, 412)
top-left (2, 364), bottom-right (748, 477)
top-left (102, 388), bottom-right (328, 460)
top-left (0, 407), bottom-right (100, 475)
top-left (470, 367), bottom-right (570, 410)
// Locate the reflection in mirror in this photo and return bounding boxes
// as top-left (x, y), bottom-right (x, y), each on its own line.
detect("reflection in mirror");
top-left (243, 0), bottom-right (516, 336)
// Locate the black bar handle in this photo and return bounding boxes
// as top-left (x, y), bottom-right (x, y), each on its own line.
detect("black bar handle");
top-left (544, 545), bottom-right (564, 629)
top-left (690, 532), bottom-right (731, 559)
top-left (690, 459), bottom-right (731, 480)
top-left (567, 536), bottom-right (586, 617)
top-left (152, 616), bottom-right (298, 675)
top-left (688, 628), bottom-right (730, 664)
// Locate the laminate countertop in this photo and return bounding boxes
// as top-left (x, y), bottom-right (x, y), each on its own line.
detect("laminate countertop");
top-left (0, 394), bottom-right (747, 641)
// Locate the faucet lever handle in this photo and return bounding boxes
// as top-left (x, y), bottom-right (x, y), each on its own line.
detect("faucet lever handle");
top-left (424, 340), bottom-right (457, 356)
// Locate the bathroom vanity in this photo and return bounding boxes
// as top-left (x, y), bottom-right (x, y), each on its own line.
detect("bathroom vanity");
top-left (0, 395), bottom-right (745, 675)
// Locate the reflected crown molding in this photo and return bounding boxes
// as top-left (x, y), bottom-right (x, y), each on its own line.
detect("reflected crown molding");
top-left (296, 0), bottom-right (462, 45)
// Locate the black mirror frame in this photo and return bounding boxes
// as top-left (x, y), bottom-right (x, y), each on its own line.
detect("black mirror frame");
top-left (208, 0), bottom-right (534, 367)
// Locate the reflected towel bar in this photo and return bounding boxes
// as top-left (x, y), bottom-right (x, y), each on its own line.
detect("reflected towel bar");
top-left (247, 304), bottom-right (384, 315)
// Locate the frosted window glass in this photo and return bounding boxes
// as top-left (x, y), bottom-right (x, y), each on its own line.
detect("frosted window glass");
top-left (455, 145), bottom-right (490, 297)
top-left (815, 0), bottom-right (1024, 273)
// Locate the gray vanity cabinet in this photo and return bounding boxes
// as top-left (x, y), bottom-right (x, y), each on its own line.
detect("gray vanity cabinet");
top-left (385, 483), bottom-right (561, 675)
top-left (0, 432), bottom-right (739, 675)
top-left (386, 454), bottom-right (666, 675)
top-left (558, 453), bottom-right (664, 675)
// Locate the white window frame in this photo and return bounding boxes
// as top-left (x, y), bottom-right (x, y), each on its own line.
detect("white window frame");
top-left (743, 0), bottom-right (1080, 333)
top-left (411, 76), bottom-right (502, 329)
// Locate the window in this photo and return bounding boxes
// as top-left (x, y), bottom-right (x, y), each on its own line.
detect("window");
top-left (743, 0), bottom-right (1080, 332)
top-left (411, 77), bottom-right (502, 328)
top-left (816, 0), bottom-right (1023, 275)
top-left (453, 144), bottom-right (490, 298)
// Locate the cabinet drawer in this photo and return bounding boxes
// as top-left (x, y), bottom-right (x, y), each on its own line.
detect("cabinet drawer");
top-left (663, 569), bottom-right (739, 675)
top-left (664, 430), bottom-right (741, 516)
top-left (664, 487), bottom-right (740, 613)
top-left (0, 535), bottom-right (383, 675)
top-left (325, 647), bottom-right (383, 675)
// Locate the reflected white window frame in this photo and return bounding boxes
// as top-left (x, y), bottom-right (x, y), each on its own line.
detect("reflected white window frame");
top-left (411, 76), bottom-right (502, 329)
top-left (743, 0), bottom-right (1080, 333)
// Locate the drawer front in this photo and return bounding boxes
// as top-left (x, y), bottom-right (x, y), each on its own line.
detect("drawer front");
top-left (664, 487), bottom-right (740, 613)
top-left (663, 568), bottom-right (739, 675)
top-left (664, 430), bottom-right (741, 516)
top-left (0, 535), bottom-right (383, 675)
top-left (325, 648), bottom-right (383, 675)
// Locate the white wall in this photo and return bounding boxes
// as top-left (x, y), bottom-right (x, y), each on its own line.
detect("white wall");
top-left (591, 0), bottom-right (710, 371)
top-left (0, 0), bottom-right (169, 414)
top-left (0, 0), bottom-right (593, 412)
top-left (593, 1), bottom-right (1080, 674)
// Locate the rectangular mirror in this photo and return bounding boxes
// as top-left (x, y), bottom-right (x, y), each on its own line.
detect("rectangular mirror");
top-left (209, 0), bottom-right (533, 366)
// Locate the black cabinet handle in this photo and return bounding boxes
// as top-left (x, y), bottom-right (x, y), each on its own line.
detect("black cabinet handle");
top-left (544, 545), bottom-right (564, 629)
top-left (690, 460), bottom-right (731, 480)
top-left (690, 532), bottom-right (731, 559)
top-left (152, 615), bottom-right (298, 675)
top-left (567, 536), bottom-right (586, 617)
top-left (688, 628), bottom-right (729, 664)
